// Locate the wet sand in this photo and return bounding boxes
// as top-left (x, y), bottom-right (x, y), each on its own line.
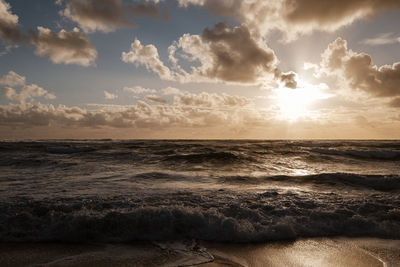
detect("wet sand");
top-left (199, 238), bottom-right (400, 267)
top-left (0, 238), bottom-right (399, 267)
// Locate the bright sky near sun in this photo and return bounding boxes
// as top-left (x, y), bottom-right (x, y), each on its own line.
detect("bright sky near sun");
top-left (1, 0), bottom-right (400, 139)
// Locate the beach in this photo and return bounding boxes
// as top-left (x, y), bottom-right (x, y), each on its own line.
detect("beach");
top-left (1, 238), bottom-right (399, 266)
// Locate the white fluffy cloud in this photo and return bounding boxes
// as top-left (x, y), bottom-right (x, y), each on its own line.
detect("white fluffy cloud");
top-left (162, 87), bottom-right (182, 95)
top-left (0, 0), bottom-right (25, 43)
top-left (0, 71), bottom-right (26, 87)
top-left (122, 39), bottom-right (175, 81)
top-left (170, 22), bottom-right (278, 84)
top-left (317, 38), bottom-right (400, 98)
top-left (123, 23), bottom-right (297, 87)
top-left (361, 33), bottom-right (400, 46)
top-left (32, 26), bottom-right (98, 67)
top-left (104, 90), bottom-right (118, 100)
top-left (123, 86), bottom-right (157, 94)
top-left (2, 84), bottom-right (55, 102)
top-left (174, 92), bottom-right (252, 108)
top-left (1, 71), bottom-right (56, 103)
top-left (0, 1), bottom-right (98, 66)
top-left (177, 0), bottom-right (400, 40)
top-left (60, 0), bottom-right (162, 33)
top-left (145, 94), bottom-right (167, 103)
top-left (0, 91), bottom-right (260, 129)
top-left (61, 0), bottom-right (394, 39)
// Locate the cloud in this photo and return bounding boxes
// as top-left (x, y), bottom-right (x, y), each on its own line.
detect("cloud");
top-left (0, 0), bottom-right (26, 43)
top-left (317, 37), bottom-right (400, 97)
top-left (174, 92), bottom-right (252, 108)
top-left (145, 94), bottom-right (167, 103)
top-left (1, 88), bottom-right (398, 138)
top-left (275, 70), bottom-right (298, 89)
top-left (2, 84), bottom-right (56, 102)
top-left (122, 39), bottom-right (174, 80)
top-left (1, 70), bottom-right (56, 103)
top-left (176, 22), bottom-right (278, 83)
top-left (0, 71), bottom-right (26, 86)
top-left (162, 87), bottom-right (182, 95)
top-left (0, 91), bottom-right (261, 130)
top-left (104, 90), bottom-right (117, 100)
top-left (60, 0), bottom-right (162, 33)
top-left (280, 0), bottom-right (399, 37)
top-left (31, 26), bottom-right (98, 66)
top-left (361, 32), bottom-right (400, 46)
top-left (1, 1), bottom-right (98, 66)
top-left (123, 86), bottom-right (156, 94)
top-left (123, 22), bottom-right (296, 86)
top-left (389, 97), bottom-right (400, 108)
top-left (177, 0), bottom-right (400, 40)
top-left (303, 62), bottom-right (319, 72)
top-left (353, 115), bottom-right (374, 128)
top-left (178, 0), bottom-right (241, 17)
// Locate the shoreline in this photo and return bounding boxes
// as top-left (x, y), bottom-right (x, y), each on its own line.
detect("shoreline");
top-left (1, 237), bottom-right (399, 267)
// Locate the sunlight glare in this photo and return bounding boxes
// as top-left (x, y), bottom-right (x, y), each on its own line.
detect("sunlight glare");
top-left (275, 80), bottom-right (330, 121)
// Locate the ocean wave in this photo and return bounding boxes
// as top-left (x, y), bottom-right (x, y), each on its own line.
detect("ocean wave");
top-left (163, 151), bottom-right (246, 164)
top-left (46, 146), bottom-right (95, 154)
top-left (221, 173), bottom-right (400, 191)
top-left (1, 191), bottom-right (399, 243)
top-left (130, 172), bottom-right (196, 182)
top-left (0, 156), bottom-right (77, 168)
top-left (311, 148), bottom-right (400, 160)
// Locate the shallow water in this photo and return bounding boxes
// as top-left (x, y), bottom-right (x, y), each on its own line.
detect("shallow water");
top-left (0, 140), bottom-right (399, 242)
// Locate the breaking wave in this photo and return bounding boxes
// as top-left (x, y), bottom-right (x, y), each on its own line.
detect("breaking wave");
top-left (1, 190), bottom-right (399, 243)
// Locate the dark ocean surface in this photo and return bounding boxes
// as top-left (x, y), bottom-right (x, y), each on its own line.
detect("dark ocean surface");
top-left (0, 140), bottom-right (399, 243)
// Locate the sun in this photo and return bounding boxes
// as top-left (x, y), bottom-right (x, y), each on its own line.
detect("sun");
top-left (274, 80), bottom-right (331, 121)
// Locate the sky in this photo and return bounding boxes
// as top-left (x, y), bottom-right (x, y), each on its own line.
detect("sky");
top-left (1, 0), bottom-right (400, 139)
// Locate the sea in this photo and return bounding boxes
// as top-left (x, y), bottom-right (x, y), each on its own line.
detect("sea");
top-left (0, 140), bottom-right (399, 244)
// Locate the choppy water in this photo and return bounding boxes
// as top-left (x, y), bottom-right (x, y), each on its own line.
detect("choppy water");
top-left (0, 140), bottom-right (399, 242)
